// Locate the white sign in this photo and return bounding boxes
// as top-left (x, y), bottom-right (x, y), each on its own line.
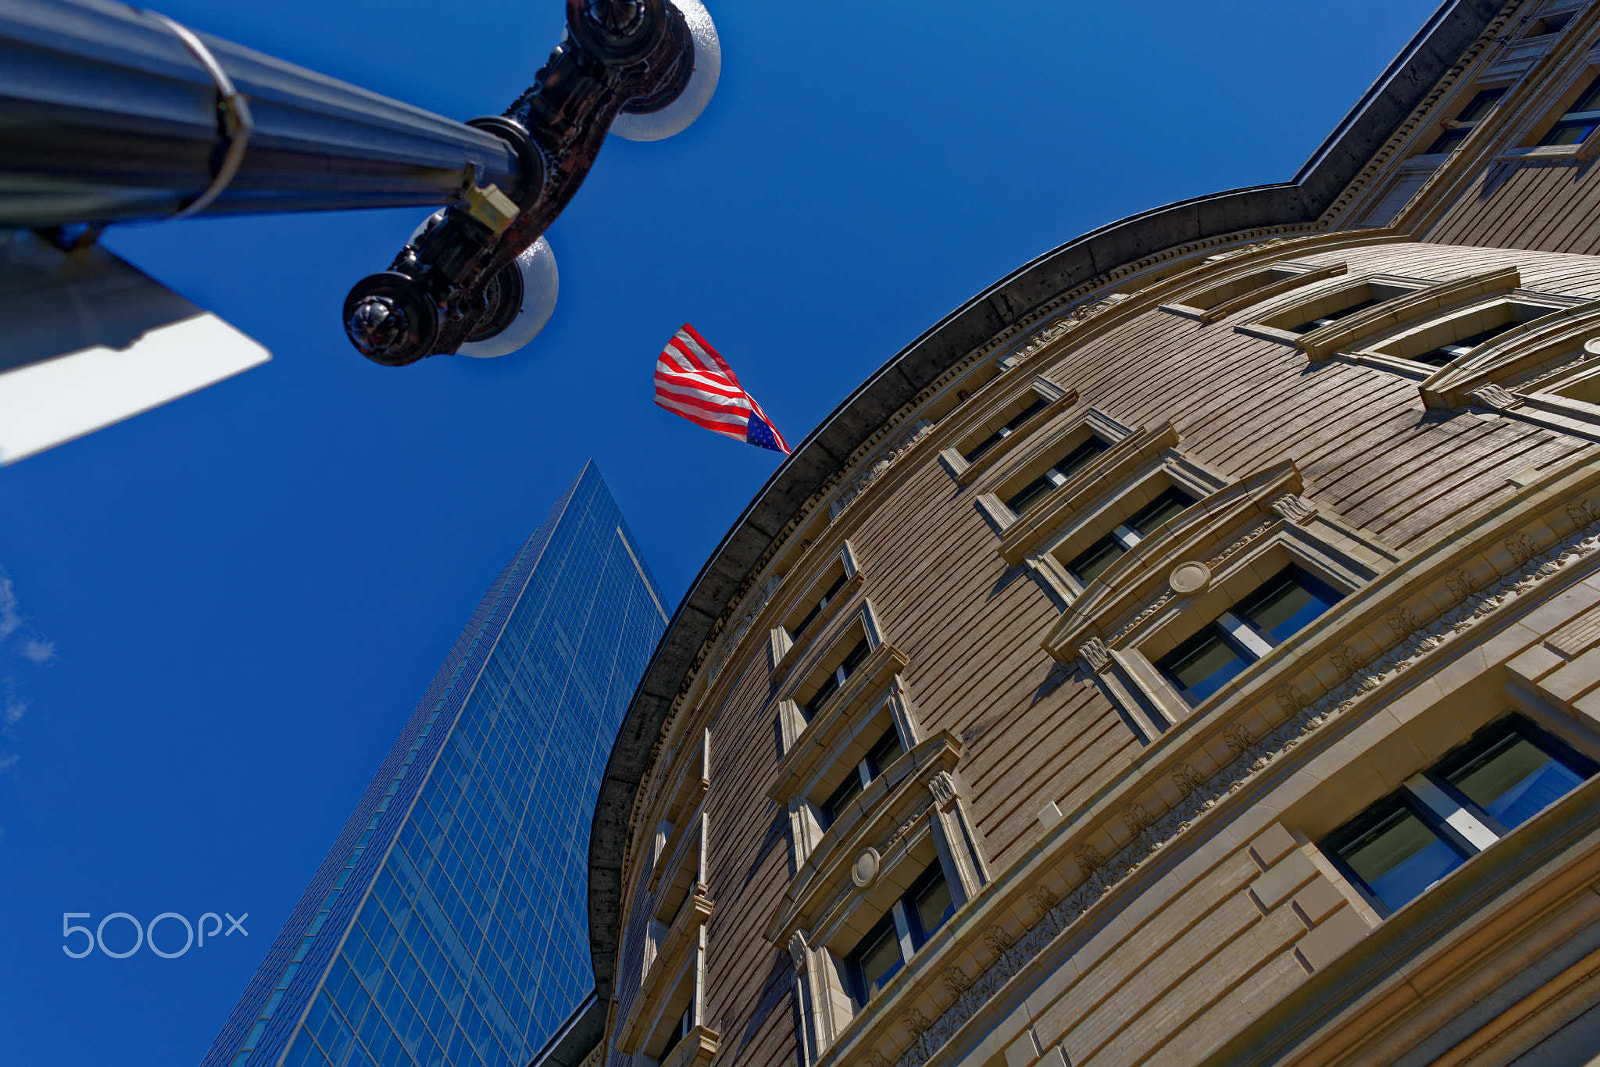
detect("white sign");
top-left (0, 230), bottom-right (269, 465)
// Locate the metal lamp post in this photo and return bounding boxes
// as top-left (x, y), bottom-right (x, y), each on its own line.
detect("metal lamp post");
top-left (0, 0), bottom-right (720, 365)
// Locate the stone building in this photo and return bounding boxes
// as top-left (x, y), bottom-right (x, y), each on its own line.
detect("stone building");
top-left (578, 1), bottom-right (1600, 1065)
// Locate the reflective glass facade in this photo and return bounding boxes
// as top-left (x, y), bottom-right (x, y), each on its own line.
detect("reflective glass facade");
top-left (203, 463), bottom-right (668, 1067)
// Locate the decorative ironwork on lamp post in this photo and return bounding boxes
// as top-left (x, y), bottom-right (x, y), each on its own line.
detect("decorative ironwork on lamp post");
top-left (345, 0), bottom-right (719, 366)
top-left (0, 0), bottom-right (721, 366)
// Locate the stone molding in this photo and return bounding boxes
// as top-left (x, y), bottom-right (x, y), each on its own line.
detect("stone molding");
top-left (1420, 298), bottom-right (1600, 409)
top-left (813, 452), bottom-right (1600, 1067)
top-left (1297, 266), bottom-right (1521, 362)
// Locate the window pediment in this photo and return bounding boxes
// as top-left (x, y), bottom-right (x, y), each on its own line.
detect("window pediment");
top-left (1420, 299), bottom-right (1600, 409)
top-left (779, 640), bottom-right (909, 761)
top-left (1161, 260), bottom-right (1348, 324)
top-left (972, 407), bottom-right (1137, 533)
top-left (620, 903), bottom-right (714, 1056)
top-left (645, 729), bottom-right (710, 894)
top-left (764, 731), bottom-right (962, 948)
top-left (1042, 460), bottom-right (1306, 659)
top-left (998, 421), bottom-right (1230, 566)
top-left (1293, 267), bottom-right (1520, 362)
top-left (771, 546), bottom-right (866, 685)
top-left (942, 379), bottom-right (1078, 487)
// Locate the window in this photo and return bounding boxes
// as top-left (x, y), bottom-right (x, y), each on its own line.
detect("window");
top-left (1288, 295), bottom-right (1388, 334)
top-left (1430, 716), bottom-right (1594, 833)
top-left (790, 570), bottom-right (849, 643)
top-left (1005, 437), bottom-right (1107, 515)
top-left (1350, 283), bottom-right (1575, 373)
top-left (817, 728), bottom-right (905, 829)
top-left (1324, 794), bottom-right (1469, 915)
top-left (1246, 277), bottom-right (1422, 347)
top-left (964, 396), bottom-right (1048, 463)
top-left (1066, 488), bottom-right (1195, 583)
top-left (843, 864), bottom-right (955, 1007)
top-left (1525, 11), bottom-right (1572, 38)
top-left (657, 1004), bottom-right (694, 1062)
top-left (1413, 321), bottom-right (1527, 367)
top-left (1155, 566), bottom-right (1342, 703)
top-left (803, 637), bottom-right (871, 720)
top-left (1539, 75), bottom-right (1600, 146)
top-left (1323, 716), bottom-right (1595, 915)
top-left (1425, 88), bottom-right (1507, 154)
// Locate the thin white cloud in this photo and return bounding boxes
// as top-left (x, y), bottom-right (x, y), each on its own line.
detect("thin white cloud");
top-left (3, 684), bottom-right (24, 727)
top-left (0, 567), bottom-right (55, 780)
top-left (0, 572), bottom-right (18, 643)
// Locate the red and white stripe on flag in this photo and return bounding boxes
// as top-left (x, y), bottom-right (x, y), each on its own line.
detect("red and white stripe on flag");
top-left (654, 324), bottom-right (790, 454)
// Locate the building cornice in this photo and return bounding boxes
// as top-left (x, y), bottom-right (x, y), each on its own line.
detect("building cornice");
top-left (587, 0), bottom-right (1509, 1003)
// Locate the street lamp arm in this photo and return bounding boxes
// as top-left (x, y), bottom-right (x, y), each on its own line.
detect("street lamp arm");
top-left (344, 0), bottom-right (698, 366)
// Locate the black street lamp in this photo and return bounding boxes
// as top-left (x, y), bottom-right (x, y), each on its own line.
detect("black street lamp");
top-left (0, 0), bottom-right (720, 366)
top-left (345, 0), bottom-right (718, 366)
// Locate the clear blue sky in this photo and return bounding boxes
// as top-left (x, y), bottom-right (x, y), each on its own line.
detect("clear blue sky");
top-left (0, 1), bottom-right (1438, 1063)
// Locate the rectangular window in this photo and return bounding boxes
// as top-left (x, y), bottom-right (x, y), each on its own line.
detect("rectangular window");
top-left (1155, 566), bottom-right (1342, 703)
top-left (845, 914), bottom-right (903, 1007)
top-left (818, 728), bottom-right (906, 829)
top-left (1539, 75), bottom-right (1600, 146)
top-left (1413, 322), bottom-right (1523, 367)
top-left (1005, 437), bottom-right (1107, 515)
top-left (1425, 87), bottom-right (1507, 154)
top-left (964, 397), bottom-right (1048, 463)
top-left (1326, 795), bottom-right (1468, 914)
top-left (1066, 488), bottom-right (1194, 582)
top-left (656, 1003), bottom-right (695, 1061)
top-left (1289, 295), bottom-right (1386, 334)
top-left (1323, 715), bottom-right (1595, 915)
top-left (803, 638), bottom-right (871, 720)
top-left (1429, 717), bottom-right (1596, 833)
top-left (843, 863), bottom-right (953, 1008)
top-left (790, 570), bottom-right (849, 642)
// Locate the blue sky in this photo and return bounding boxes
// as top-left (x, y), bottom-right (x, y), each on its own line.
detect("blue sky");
top-left (0, 1), bottom-right (1439, 1063)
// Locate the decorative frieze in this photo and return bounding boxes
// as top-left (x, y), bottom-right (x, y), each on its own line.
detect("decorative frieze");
top-left (830, 419), bottom-right (936, 523)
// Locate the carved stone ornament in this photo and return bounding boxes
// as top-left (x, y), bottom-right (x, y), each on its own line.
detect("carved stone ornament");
top-left (831, 419), bottom-right (936, 522)
top-left (852, 847), bottom-right (881, 889)
top-left (1270, 494), bottom-right (1317, 525)
top-left (928, 771), bottom-right (959, 808)
top-left (1171, 762), bottom-right (1206, 793)
top-left (1169, 561), bottom-right (1211, 596)
top-left (1079, 637), bottom-right (1113, 673)
top-left (1444, 569), bottom-right (1478, 600)
top-left (1003, 297), bottom-right (1121, 366)
top-left (788, 930), bottom-right (809, 970)
top-left (1470, 384), bottom-right (1520, 411)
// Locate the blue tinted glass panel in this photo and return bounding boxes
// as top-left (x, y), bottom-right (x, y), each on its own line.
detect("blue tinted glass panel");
top-left (1444, 731), bottom-right (1587, 831)
top-left (1156, 627), bottom-right (1249, 703)
top-left (1236, 568), bottom-right (1341, 646)
top-left (1333, 800), bottom-right (1467, 913)
top-left (203, 465), bottom-right (668, 1067)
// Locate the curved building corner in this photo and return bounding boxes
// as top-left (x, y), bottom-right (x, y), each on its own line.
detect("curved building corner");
top-left (584, 2), bottom-right (1600, 1066)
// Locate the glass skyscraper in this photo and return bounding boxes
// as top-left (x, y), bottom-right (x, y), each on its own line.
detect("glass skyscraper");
top-left (202, 462), bottom-right (668, 1067)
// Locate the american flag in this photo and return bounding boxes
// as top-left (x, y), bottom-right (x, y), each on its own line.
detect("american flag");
top-left (654, 324), bottom-right (790, 454)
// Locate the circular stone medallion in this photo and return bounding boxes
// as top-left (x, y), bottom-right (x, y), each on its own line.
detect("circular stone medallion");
top-left (852, 848), bottom-right (881, 888)
top-left (1169, 561), bottom-right (1212, 596)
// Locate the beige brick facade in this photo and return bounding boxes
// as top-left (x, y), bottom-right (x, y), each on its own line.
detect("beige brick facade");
top-left (581, 3), bottom-right (1600, 1066)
